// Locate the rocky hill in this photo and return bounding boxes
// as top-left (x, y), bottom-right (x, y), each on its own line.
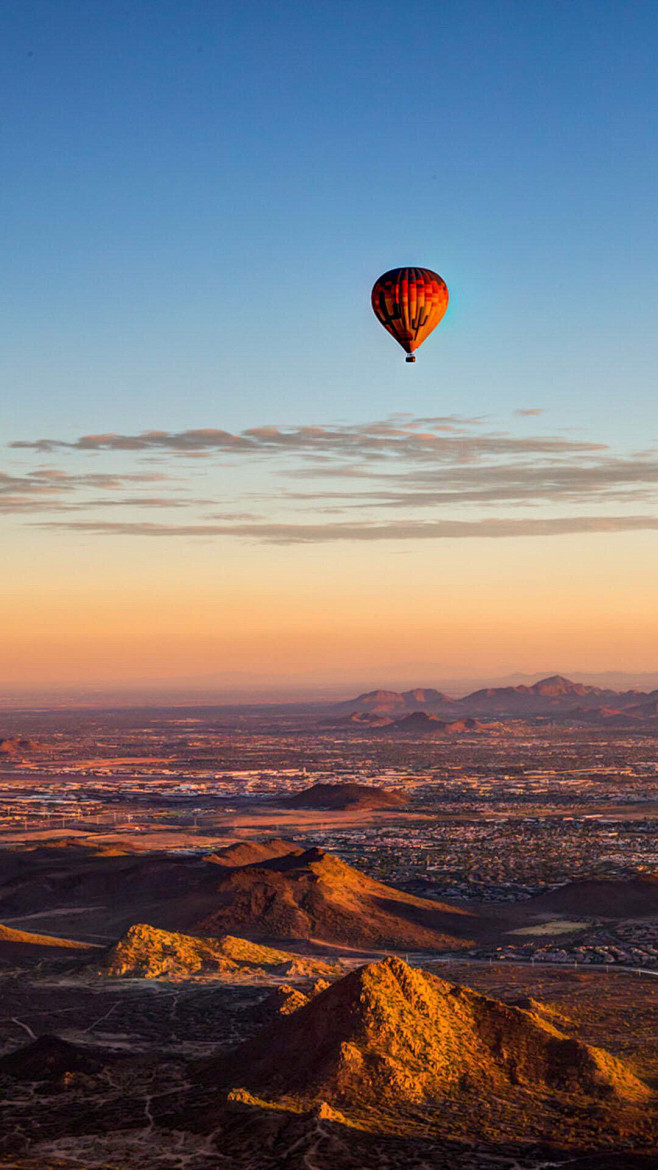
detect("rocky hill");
top-left (0, 840), bottom-right (479, 951)
top-left (278, 783), bottom-right (405, 810)
top-left (209, 956), bottom-right (650, 1113)
top-left (189, 847), bottom-right (477, 951)
top-left (99, 923), bottom-right (337, 980)
top-left (333, 688), bottom-right (452, 717)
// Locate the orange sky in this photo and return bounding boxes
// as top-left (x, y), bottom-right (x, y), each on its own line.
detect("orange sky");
top-left (3, 526), bottom-right (657, 689)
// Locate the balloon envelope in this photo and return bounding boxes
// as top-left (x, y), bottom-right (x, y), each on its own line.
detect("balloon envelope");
top-left (371, 267), bottom-right (449, 361)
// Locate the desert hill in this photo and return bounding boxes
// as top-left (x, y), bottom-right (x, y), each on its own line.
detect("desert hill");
top-left (0, 838), bottom-right (303, 925)
top-left (331, 710), bottom-right (489, 733)
top-left (332, 709), bottom-right (396, 726)
top-left (279, 783), bottom-right (405, 810)
top-left (209, 957), bottom-right (650, 1111)
top-left (459, 674), bottom-right (632, 715)
top-left (388, 712), bottom-right (485, 734)
top-left (188, 847), bottom-right (477, 951)
top-left (99, 923), bottom-right (336, 980)
top-left (208, 838), bottom-right (303, 868)
top-left (333, 688), bottom-right (452, 717)
top-left (0, 847), bottom-right (215, 923)
top-left (0, 840), bottom-right (477, 950)
top-left (167, 1100), bottom-right (658, 1170)
top-left (531, 875), bottom-right (658, 918)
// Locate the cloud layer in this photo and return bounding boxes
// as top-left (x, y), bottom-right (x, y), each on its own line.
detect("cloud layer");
top-left (7, 414), bottom-right (658, 542)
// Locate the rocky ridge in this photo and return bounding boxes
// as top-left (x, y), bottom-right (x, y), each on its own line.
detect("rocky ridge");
top-left (99, 923), bottom-right (337, 980)
top-left (212, 956), bottom-right (650, 1110)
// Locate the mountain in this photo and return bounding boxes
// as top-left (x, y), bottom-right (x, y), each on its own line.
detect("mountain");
top-left (333, 689), bottom-right (410, 715)
top-left (332, 688), bottom-right (454, 718)
top-left (458, 674), bottom-right (615, 715)
top-left (188, 847), bottom-right (477, 952)
top-left (98, 923), bottom-right (336, 980)
top-left (0, 841), bottom-right (479, 951)
top-left (331, 675), bottom-right (658, 726)
top-left (631, 697), bottom-right (658, 718)
top-left (401, 687), bottom-right (452, 706)
top-left (278, 783), bottom-right (405, 810)
top-left (331, 710), bottom-right (490, 733)
top-left (523, 674), bottom-right (601, 696)
top-left (208, 957), bottom-right (650, 1112)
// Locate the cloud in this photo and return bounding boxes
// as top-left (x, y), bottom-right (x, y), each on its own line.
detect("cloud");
top-left (0, 468), bottom-right (167, 492)
top-left (36, 514), bottom-right (658, 544)
top-left (514, 408), bottom-right (545, 416)
top-left (284, 455), bottom-right (658, 509)
top-left (8, 415), bottom-right (658, 542)
top-left (10, 418), bottom-right (605, 466)
top-left (0, 467), bottom-right (194, 513)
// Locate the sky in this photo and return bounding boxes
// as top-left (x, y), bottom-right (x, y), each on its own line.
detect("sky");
top-left (1, 0), bottom-right (657, 696)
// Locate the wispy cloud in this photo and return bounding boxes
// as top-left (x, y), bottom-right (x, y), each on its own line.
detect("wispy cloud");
top-left (10, 418), bottom-right (605, 465)
top-left (7, 414), bottom-right (658, 542)
top-left (0, 467), bottom-right (192, 513)
top-left (36, 514), bottom-right (658, 544)
top-left (284, 455), bottom-right (658, 508)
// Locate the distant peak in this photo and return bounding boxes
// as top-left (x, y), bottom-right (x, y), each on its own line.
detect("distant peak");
top-left (353, 689), bottom-right (402, 701)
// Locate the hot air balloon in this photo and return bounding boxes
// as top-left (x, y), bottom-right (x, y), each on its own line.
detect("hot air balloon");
top-left (371, 267), bottom-right (449, 362)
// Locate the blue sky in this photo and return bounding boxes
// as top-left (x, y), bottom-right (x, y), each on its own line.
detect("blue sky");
top-left (1, 1), bottom-right (657, 690)
top-left (2, 0), bottom-right (656, 438)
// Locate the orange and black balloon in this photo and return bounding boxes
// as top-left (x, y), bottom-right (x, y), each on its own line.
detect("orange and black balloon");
top-left (371, 267), bottom-right (449, 362)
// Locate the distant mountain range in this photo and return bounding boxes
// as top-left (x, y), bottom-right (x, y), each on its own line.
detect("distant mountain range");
top-left (330, 675), bottom-right (658, 730)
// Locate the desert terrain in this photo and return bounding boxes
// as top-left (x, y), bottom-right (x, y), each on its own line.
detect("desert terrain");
top-left (0, 689), bottom-right (656, 1167)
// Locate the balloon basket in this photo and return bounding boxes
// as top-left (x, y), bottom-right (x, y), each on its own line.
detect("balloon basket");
top-left (405, 354), bottom-right (416, 363)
